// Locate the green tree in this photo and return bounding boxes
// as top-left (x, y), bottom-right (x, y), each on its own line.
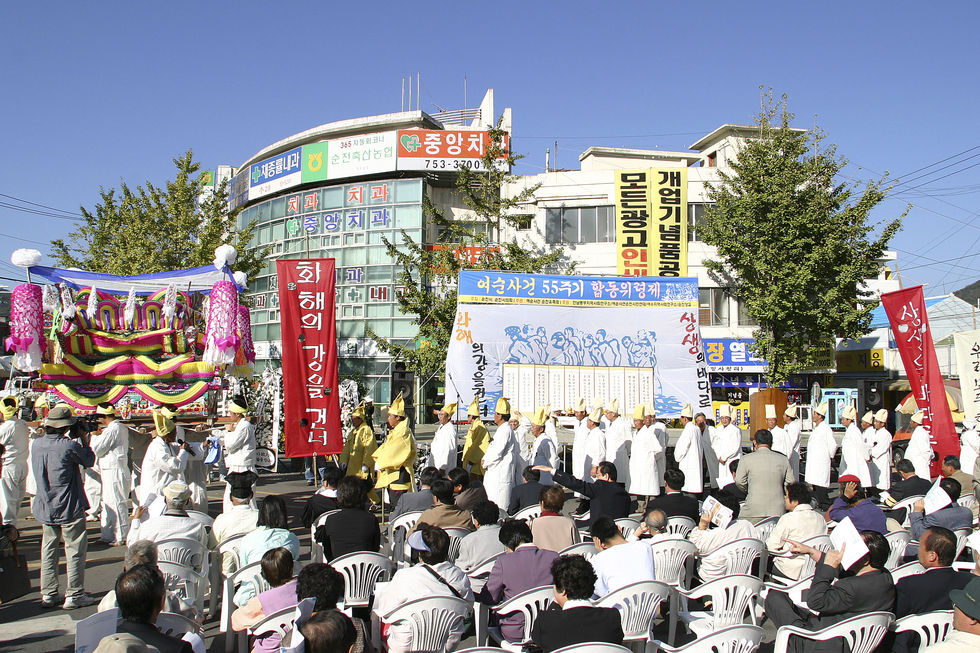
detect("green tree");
top-left (51, 150), bottom-right (269, 281)
top-left (368, 121), bottom-right (572, 381)
top-left (700, 91), bottom-right (906, 386)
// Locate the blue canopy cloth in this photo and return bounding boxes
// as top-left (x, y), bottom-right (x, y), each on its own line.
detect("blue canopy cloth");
top-left (27, 264), bottom-right (240, 295)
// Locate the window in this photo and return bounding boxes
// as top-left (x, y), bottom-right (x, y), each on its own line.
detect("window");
top-left (737, 299), bottom-right (759, 327)
top-left (688, 203), bottom-right (715, 242)
top-left (699, 287), bottom-right (729, 326)
top-left (511, 214), bottom-right (533, 231)
top-left (545, 206), bottom-right (616, 244)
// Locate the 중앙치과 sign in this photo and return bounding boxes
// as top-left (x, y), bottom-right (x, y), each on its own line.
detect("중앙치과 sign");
top-left (615, 168), bottom-right (688, 277)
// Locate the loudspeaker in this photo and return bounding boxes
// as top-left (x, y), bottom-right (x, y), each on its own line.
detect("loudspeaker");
top-left (866, 380), bottom-right (883, 408)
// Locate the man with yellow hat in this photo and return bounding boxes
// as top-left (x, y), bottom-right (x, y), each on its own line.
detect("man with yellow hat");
top-left (427, 401), bottom-right (459, 472)
top-left (629, 403), bottom-right (663, 504)
top-left (569, 397), bottom-right (590, 484)
top-left (373, 392), bottom-right (416, 510)
top-left (482, 396), bottom-right (523, 510)
top-left (840, 405), bottom-right (872, 487)
top-left (528, 406), bottom-right (559, 485)
top-left (138, 409), bottom-right (192, 505)
top-left (0, 395), bottom-right (30, 528)
top-left (341, 403), bottom-right (379, 482)
top-left (806, 402), bottom-right (838, 509)
top-left (674, 404), bottom-right (704, 495)
top-left (89, 403), bottom-right (131, 545)
top-left (222, 396), bottom-right (257, 513)
top-left (904, 410), bottom-right (934, 480)
top-left (584, 405), bottom-right (608, 481)
top-left (783, 405), bottom-right (803, 478)
top-left (603, 398), bottom-right (632, 490)
top-left (461, 397), bottom-right (489, 480)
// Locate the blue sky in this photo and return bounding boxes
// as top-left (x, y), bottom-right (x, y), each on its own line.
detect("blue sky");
top-left (2, 2), bottom-right (978, 295)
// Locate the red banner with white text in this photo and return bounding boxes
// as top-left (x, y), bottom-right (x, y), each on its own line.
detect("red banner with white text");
top-left (277, 258), bottom-right (343, 457)
top-left (880, 286), bottom-right (957, 473)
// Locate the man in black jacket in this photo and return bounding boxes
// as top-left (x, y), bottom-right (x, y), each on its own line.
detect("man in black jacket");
top-left (115, 564), bottom-right (194, 653)
top-left (300, 465), bottom-right (344, 529)
top-left (888, 526), bottom-right (975, 653)
top-left (509, 466), bottom-right (546, 515)
top-left (884, 458), bottom-right (934, 524)
top-left (537, 461), bottom-right (630, 527)
top-left (645, 469), bottom-right (700, 522)
top-left (530, 554), bottom-right (624, 653)
top-left (765, 530), bottom-right (896, 653)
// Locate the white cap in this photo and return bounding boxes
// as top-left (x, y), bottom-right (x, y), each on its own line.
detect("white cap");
top-left (814, 402), bottom-right (829, 417)
top-left (765, 405), bottom-right (776, 419)
top-left (842, 405), bottom-right (857, 420)
top-left (785, 405), bottom-right (798, 418)
top-left (718, 404), bottom-right (732, 419)
top-left (681, 404), bottom-right (693, 419)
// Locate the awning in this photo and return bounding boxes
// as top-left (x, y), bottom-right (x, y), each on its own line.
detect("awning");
top-left (26, 264), bottom-right (232, 295)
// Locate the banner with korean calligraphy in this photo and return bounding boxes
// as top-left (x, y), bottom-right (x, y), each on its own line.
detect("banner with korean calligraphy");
top-left (881, 286), bottom-right (958, 466)
top-left (276, 258), bottom-right (343, 457)
top-left (446, 271), bottom-right (711, 421)
top-left (615, 168), bottom-right (687, 277)
top-left (953, 329), bottom-right (980, 423)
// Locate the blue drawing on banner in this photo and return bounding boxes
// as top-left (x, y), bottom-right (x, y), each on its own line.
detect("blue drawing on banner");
top-left (501, 323), bottom-right (684, 410)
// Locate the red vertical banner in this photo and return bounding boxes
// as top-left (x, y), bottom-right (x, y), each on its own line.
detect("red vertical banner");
top-left (880, 286), bottom-right (957, 472)
top-left (277, 258), bottom-right (343, 456)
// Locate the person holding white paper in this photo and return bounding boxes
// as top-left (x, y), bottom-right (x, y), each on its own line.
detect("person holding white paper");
top-left (765, 529), bottom-right (896, 653)
top-left (906, 477), bottom-right (974, 558)
top-left (688, 490), bottom-right (757, 583)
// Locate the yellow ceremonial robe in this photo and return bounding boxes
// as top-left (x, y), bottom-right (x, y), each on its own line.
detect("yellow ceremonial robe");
top-left (462, 418), bottom-right (490, 477)
top-left (340, 423), bottom-right (378, 479)
top-left (373, 420), bottom-right (416, 491)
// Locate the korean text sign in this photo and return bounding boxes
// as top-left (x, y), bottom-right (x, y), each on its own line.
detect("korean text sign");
top-left (953, 329), bottom-right (980, 423)
top-left (396, 129), bottom-right (509, 171)
top-left (615, 168), bottom-right (688, 277)
top-left (276, 259), bottom-right (343, 456)
top-left (881, 286), bottom-right (957, 468)
top-left (445, 271), bottom-right (710, 421)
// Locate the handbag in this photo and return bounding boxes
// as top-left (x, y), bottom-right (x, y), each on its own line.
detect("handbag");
top-left (0, 541), bottom-right (32, 605)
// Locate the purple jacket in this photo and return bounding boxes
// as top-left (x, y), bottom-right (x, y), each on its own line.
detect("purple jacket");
top-left (480, 545), bottom-right (558, 643)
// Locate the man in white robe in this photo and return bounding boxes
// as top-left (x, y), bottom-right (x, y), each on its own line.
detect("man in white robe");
top-left (904, 410), bottom-right (934, 480)
top-left (138, 410), bottom-right (191, 503)
top-left (805, 401), bottom-right (837, 509)
top-left (427, 401), bottom-right (458, 472)
top-left (602, 399), bottom-right (631, 490)
top-left (651, 412), bottom-right (669, 488)
top-left (528, 406), bottom-right (560, 486)
top-left (839, 405), bottom-right (872, 487)
top-left (714, 404), bottom-right (744, 489)
top-left (674, 404), bottom-right (703, 495)
top-left (783, 404), bottom-right (803, 478)
top-left (0, 396), bottom-right (30, 528)
top-left (482, 397), bottom-right (523, 511)
top-left (700, 412), bottom-right (719, 489)
top-left (866, 410), bottom-right (892, 493)
top-left (628, 403), bottom-right (662, 501)
top-left (958, 419), bottom-right (979, 482)
top-left (90, 403), bottom-right (131, 545)
top-left (768, 404), bottom-right (790, 461)
top-left (222, 396), bottom-right (257, 513)
top-left (569, 398), bottom-right (590, 483)
top-left (584, 407), bottom-right (607, 480)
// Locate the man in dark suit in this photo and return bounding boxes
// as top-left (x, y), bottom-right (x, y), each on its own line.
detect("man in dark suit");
top-left (115, 564), bottom-right (194, 653)
top-left (884, 458), bottom-right (934, 524)
top-left (645, 469), bottom-right (700, 522)
top-left (449, 467), bottom-right (488, 512)
top-left (905, 477), bottom-right (974, 558)
top-left (888, 526), bottom-right (975, 653)
top-left (300, 465), bottom-right (344, 528)
top-left (479, 519), bottom-right (559, 644)
top-left (765, 530), bottom-right (896, 653)
top-left (539, 461), bottom-right (630, 527)
top-left (509, 467), bottom-right (546, 515)
top-left (390, 466), bottom-right (441, 521)
top-left (530, 553), bottom-right (624, 653)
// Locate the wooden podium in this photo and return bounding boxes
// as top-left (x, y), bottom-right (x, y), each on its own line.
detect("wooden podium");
top-left (749, 387), bottom-right (788, 438)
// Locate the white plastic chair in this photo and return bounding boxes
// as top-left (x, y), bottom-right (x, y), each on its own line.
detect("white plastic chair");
top-left (894, 609), bottom-right (954, 650)
top-left (649, 538), bottom-right (697, 590)
top-left (885, 530), bottom-right (912, 570)
top-left (210, 531), bottom-right (248, 617)
top-left (444, 527), bottom-right (472, 564)
top-left (514, 504), bottom-right (543, 523)
top-left (649, 624), bottom-right (765, 653)
top-left (552, 644), bottom-right (634, 653)
top-left (249, 603), bottom-right (301, 649)
top-left (558, 541), bottom-right (598, 559)
top-left (376, 596), bottom-right (472, 653)
top-left (769, 535), bottom-right (832, 586)
top-left (488, 585), bottom-right (555, 649)
top-left (752, 516), bottom-right (779, 543)
top-left (892, 495), bottom-right (926, 527)
top-left (954, 527), bottom-right (972, 559)
top-left (75, 608), bottom-right (120, 653)
top-left (677, 574), bottom-right (764, 638)
top-left (185, 510), bottom-right (215, 529)
top-left (616, 518), bottom-right (642, 539)
top-left (156, 611), bottom-right (202, 637)
top-left (772, 611), bottom-right (893, 653)
top-left (703, 537), bottom-right (766, 578)
top-left (158, 560), bottom-right (207, 614)
top-left (664, 517), bottom-right (695, 538)
top-left (221, 559), bottom-right (301, 651)
top-left (310, 509), bottom-right (341, 564)
top-left (468, 552), bottom-right (504, 596)
top-left (956, 494), bottom-right (976, 510)
top-left (157, 536), bottom-right (209, 575)
top-left (594, 580), bottom-right (674, 649)
top-left (890, 560), bottom-right (925, 583)
top-left (388, 510), bottom-right (424, 565)
top-left (331, 551), bottom-right (394, 609)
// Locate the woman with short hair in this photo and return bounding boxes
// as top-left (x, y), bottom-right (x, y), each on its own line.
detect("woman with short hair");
top-left (314, 476), bottom-right (381, 561)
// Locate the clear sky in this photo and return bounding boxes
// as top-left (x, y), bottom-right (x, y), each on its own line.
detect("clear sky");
top-left (2, 2), bottom-right (978, 296)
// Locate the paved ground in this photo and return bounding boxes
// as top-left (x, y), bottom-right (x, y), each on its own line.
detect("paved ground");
top-left (0, 424), bottom-right (792, 652)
